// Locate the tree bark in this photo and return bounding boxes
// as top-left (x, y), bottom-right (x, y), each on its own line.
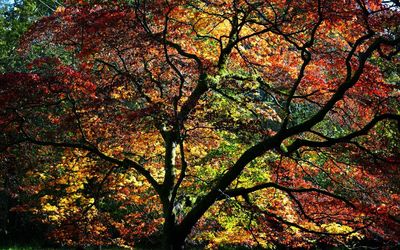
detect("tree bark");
top-left (162, 224), bottom-right (186, 250)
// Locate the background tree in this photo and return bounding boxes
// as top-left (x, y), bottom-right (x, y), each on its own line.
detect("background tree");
top-left (0, 0), bottom-right (64, 245)
top-left (0, 0), bottom-right (61, 72)
top-left (1, 0), bottom-right (400, 249)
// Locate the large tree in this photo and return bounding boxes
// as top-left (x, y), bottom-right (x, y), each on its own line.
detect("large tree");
top-left (1, 0), bottom-right (400, 249)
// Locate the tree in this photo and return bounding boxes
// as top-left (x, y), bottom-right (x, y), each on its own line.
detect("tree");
top-left (1, 0), bottom-right (400, 249)
top-left (0, 0), bottom-right (64, 245)
top-left (0, 0), bottom-right (61, 72)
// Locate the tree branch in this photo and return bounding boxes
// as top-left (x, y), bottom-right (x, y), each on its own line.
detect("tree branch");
top-left (223, 182), bottom-right (355, 208)
top-left (17, 136), bottom-right (162, 194)
top-left (283, 36), bottom-right (400, 137)
top-left (287, 114), bottom-right (400, 154)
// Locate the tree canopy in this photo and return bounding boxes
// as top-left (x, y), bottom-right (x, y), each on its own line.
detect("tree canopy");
top-left (1, 0), bottom-right (400, 249)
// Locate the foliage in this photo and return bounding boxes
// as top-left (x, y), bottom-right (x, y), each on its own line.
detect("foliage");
top-left (1, 0), bottom-right (400, 249)
top-left (0, 0), bottom-right (61, 72)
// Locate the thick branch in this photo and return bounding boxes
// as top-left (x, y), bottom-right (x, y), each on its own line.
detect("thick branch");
top-left (171, 138), bottom-right (188, 204)
top-left (223, 182), bottom-right (355, 208)
top-left (177, 73), bottom-right (208, 121)
top-left (153, 34), bottom-right (203, 72)
top-left (287, 114), bottom-right (400, 154)
top-left (177, 135), bottom-right (282, 240)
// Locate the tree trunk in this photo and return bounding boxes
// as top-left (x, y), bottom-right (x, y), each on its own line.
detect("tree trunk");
top-left (163, 227), bottom-right (186, 250)
top-left (160, 129), bottom-right (186, 249)
top-left (162, 210), bottom-right (186, 250)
